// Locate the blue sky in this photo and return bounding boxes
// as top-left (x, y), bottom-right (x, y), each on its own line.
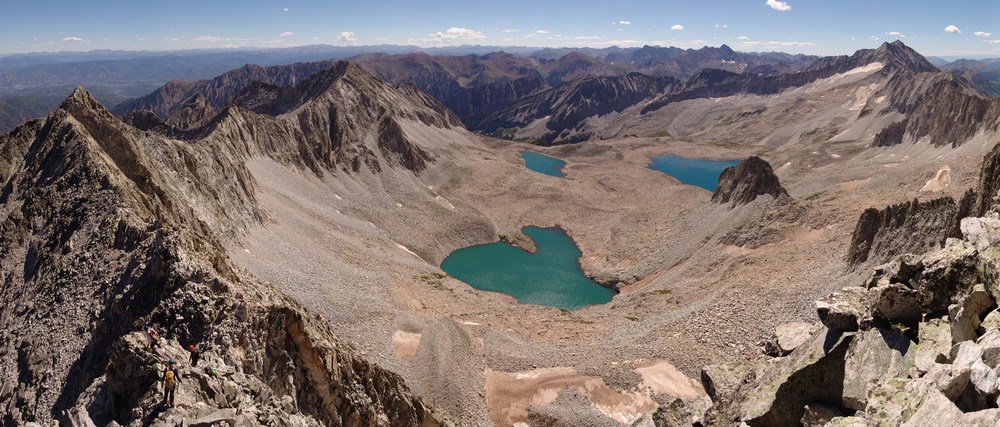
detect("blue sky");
top-left (2, 0), bottom-right (999, 57)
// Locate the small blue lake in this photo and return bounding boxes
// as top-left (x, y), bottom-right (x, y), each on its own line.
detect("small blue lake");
top-left (520, 151), bottom-right (566, 178)
top-left (649, 154), bottom-right (741, 191)
top-left (440, 226), bottom-right (615, 310)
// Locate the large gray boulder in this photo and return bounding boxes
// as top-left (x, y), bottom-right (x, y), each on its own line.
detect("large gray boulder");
top-left (961, 215), bottom-right (1000, 252)
top-left (816, 287), bottom-right (867, 331)
top-left (764, 322), bottom-right (821, 357)
top-left (737, 329), bottom-right (853, 426)
top-left (950, 284), bottom-right (995, 344)
top-left (913, 241), bottom-right (979, 312)
top-left (921, 363), bottom-right (971, 401)
top-left (868, 284), bottom-right (921, 325)
top-left (970, 360), bottom-right (998, 396)
top-left (951, 341), bottom-right (984, 368)
top-left (841, 327), bottom-right (916, 410)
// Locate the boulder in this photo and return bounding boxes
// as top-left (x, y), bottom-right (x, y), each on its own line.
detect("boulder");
top-left (950, 284), bottom-right (995, 344)
top-left (911, 318), bottom-right (952, 376)
top-left (841, 327), bottom-right (916, 410)
top-left (980, 329), bottom-right (1000, 368)
top-left (914, 240), bottom-right (979, 312)
top-left (868, 284), bottom-right (922, 325)
top-left (971, 360), bottom-right (999, 396)
top-left (737, 329), bottom-right (853, 426)
top-left (701, 363), bottom-right (751, 403)
top-left (961, 215), bottom-right (1000, 252)
top-left (921, 363), bottom-right (971, 401)
top-left (900, 389), bottom-right (965, 427)
top-left (982, 310), bottom-right (1000, 330)
top-left (764, 322), bottom-right (821, 357)
top-left (816, 287), bottom-right (868, 331)
top-left (951, 341), bottom-right (984, 368)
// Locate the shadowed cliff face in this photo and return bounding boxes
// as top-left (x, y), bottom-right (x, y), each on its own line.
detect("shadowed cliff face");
top-left (711, 156), bottom-right (788, 207)
top-left (845, 196), bottom-right (971, 268)
top-left (0, 84), bottom-right (451, 425)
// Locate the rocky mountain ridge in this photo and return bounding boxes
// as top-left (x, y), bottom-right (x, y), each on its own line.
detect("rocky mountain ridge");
top-left (0, 61), bottom-right (461, 424)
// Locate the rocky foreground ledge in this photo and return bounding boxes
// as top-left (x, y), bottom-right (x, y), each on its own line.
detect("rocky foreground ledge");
top-left (658, 211), bottom-right (1000, 427)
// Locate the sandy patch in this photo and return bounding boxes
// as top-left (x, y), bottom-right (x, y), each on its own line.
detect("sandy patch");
top-left (485, 365), bottom-right (701, 426)
top-left (921, 166), bottom-right (951, 192)
top-left (391, 330), bottom-right (422, 360)
top-left (634, 360), bottom-right (707, 399)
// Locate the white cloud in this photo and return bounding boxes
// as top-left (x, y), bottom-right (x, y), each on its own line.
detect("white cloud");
top-left (337, 31), bottom-right (358, 43)
top-left (671, 24), bottom-right (685, 31)
top-left (944, 25), bottom-right (961, 34)
top-left (534, 29), bottom-right (550, 34)
top-left (279, 32), bottom-right (294, 38)
top-left (575, 36), bottom-right (603, 40)
top-left (409, 27), bottom-right (486, 47)
top-left (282, 7), bottom-right (289, 12)
top-left (765, 0), bottom-right (792, 11)
top-left (974, 31), bottom-right (993, 37)
top-left (985, 40), bottom-right (1000, 44)
top-left (618, 20), bottom-right (632, 25)
top-left (61, 36), bottom-right (84, 42)
top-left (870, 35), bottom-right (880, 41)
top-left (715, 24), bottom-right (728, 29)
top-left (737, 35), bottom-right (750, 40)
top-left (885, 31), bottom-right (903, 37)
top-left (502, 28), bottom-right (520, 33)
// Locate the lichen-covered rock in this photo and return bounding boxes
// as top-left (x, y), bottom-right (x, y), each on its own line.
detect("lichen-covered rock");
top-left (912, 318), bottom-right (952, 376)
top-left (701, 363), bottom-right (751, 403)
top-left (736, 329), bottom-right (853, 426)
top-left (841, 327), bottom-right (916, 410)
top-left (816, 287), bottom-right (867, 331)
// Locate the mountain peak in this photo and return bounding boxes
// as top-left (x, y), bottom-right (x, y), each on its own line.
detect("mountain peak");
top-left (59, 86), bottom-right (104, 113)
top-left (870, 40), bottom-right (937, 72)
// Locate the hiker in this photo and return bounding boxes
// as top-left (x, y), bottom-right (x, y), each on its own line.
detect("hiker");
top-left (204, 366), bottom-right (222, 384)
top-left (162, 358), bottom-right (179, 407)
top-left (144, 323), bottom-right (159, 348)
top-left (188, 344), bottom-right (201, 366)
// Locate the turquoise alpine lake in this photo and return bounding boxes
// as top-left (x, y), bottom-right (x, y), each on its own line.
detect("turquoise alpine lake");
top-left (520, 151), bottom-right (566, 177)
top-left (440, 226), bottom-right (615, 310)
top-left (649, 154), bottom-right (741, 192)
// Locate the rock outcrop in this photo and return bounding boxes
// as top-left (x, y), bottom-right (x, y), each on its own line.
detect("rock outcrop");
top-left (711, 156), bottom-right (788, 207)
top-left (703, 197), bottom-right (1000, 426)
top-left (0, 82), bottom-right (453, 423)
top-left (845, 194), bottom-right (972, 268)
